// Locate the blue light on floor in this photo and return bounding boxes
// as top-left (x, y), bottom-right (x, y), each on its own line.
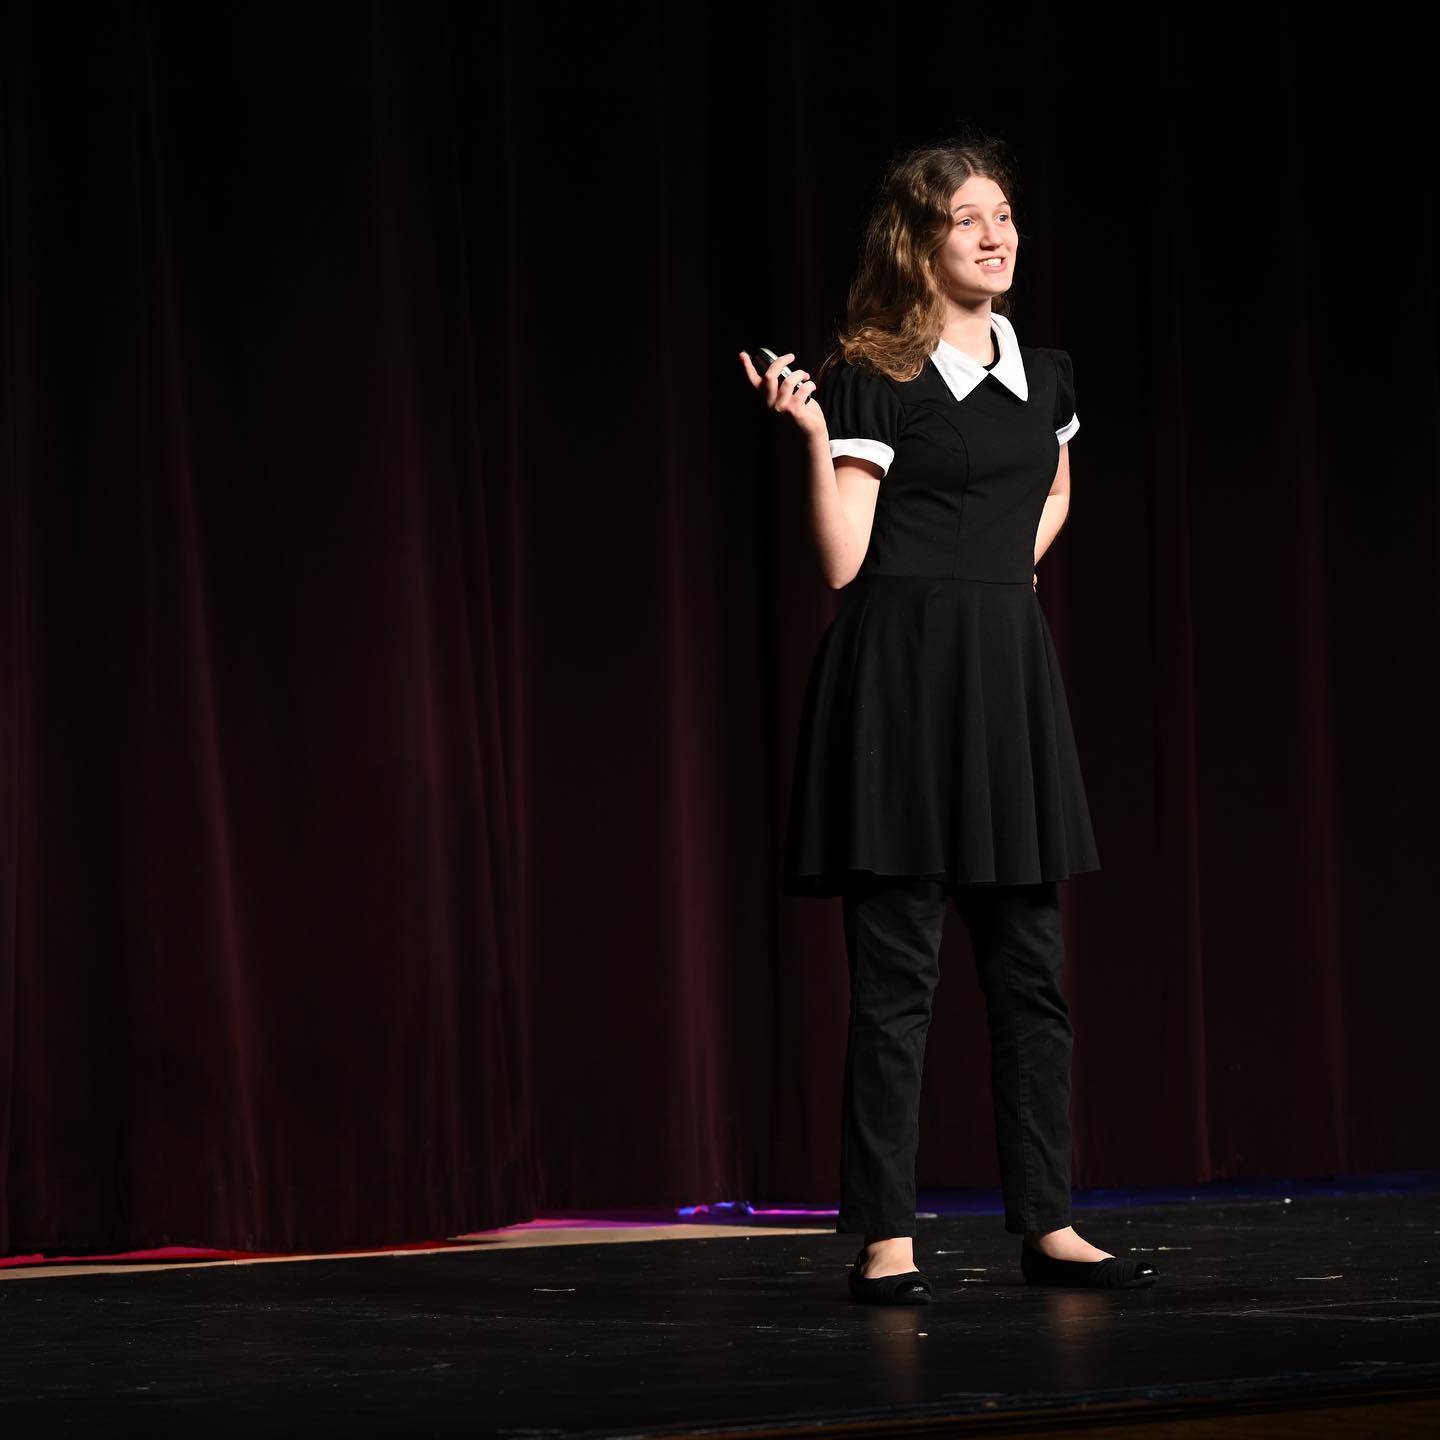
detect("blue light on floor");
top-left (678, 1170), bottom-right (1440, 1225)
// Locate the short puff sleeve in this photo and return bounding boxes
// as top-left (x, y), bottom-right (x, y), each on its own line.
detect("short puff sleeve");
top-left (1052, 350), bottom-right (1079, 445)
top-left (821, 360), bottom-right (903, 477)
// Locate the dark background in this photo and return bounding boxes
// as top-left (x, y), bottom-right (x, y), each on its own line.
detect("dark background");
top-left (2, 2), bottom-right (1435, 1254)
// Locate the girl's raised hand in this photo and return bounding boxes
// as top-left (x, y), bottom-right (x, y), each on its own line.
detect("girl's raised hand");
top-left (738, 349), bottom-right (828, 444)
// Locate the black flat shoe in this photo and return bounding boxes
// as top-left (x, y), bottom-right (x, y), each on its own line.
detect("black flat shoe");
top-left (848, 1246), bottom-right (933, 1305)
top-left (1020, 1239), bottom-right (1158, 1289)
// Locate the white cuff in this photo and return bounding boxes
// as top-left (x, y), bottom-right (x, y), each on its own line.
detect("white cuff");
top-left (1055, 413), bottom-right (1079, 445)
top-left (829, 437), bottom-right (895, 476)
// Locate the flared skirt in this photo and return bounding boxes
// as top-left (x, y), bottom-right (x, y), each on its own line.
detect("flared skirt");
top-left (781, 575), bottom-right (1101, 898)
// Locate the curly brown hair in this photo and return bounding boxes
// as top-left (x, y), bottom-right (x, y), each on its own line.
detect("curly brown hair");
top-left (818, 130), bottom-right (1022, 386)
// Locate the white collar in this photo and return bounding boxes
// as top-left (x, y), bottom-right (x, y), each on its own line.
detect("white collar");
top-left (929, 311), bottom-right (1028, 403)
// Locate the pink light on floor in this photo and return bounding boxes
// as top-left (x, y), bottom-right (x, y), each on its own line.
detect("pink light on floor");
top-left (1, 1205), bottom-right (841, 1267)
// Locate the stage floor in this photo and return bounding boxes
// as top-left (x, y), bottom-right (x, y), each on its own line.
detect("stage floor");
top-left (2, 1186), bottom-right (1438, 1436)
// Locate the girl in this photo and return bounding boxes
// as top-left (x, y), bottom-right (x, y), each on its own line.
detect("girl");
top-left (739, 134), bottom-right (1158, 1303)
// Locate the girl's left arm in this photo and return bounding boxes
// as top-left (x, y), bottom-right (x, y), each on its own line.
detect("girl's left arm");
top-left (1033, 443), bottom-right (1072, 571)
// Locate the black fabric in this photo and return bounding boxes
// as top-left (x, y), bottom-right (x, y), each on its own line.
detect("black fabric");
top-left (1051, 349), bottom-right (1077, 431)
top-left (822, 358), bottom-right (905, 473)
top-left (837, 874), bottom-right (1074, 1238)
top-left (782, 344), bottom-right (1100, 896)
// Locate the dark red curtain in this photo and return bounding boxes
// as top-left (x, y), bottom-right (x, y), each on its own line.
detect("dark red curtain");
top-left (2, 3), bottom-right (1436, 1255)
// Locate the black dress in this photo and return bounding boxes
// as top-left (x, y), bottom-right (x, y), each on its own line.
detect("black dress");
top-left (781, 312), bottom-right (1101, 898)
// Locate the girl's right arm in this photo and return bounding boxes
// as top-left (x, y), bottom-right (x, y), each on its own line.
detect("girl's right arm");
top-left (806, 440), bottom-right (881, 590)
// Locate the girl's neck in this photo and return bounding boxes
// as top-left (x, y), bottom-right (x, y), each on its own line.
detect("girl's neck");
top-left (940, 306), bottom-right (997, 366)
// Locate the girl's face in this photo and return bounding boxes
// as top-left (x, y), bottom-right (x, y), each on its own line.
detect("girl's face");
top-left (935, 174), bottom-right (1016, 305)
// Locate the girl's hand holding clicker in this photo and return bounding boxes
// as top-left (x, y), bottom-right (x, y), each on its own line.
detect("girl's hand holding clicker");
top-left (738, 349), bottom-right (829, 446)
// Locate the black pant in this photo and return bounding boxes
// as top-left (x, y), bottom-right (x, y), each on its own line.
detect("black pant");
top-left (835, 874), bottom-right (1075, 1239)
